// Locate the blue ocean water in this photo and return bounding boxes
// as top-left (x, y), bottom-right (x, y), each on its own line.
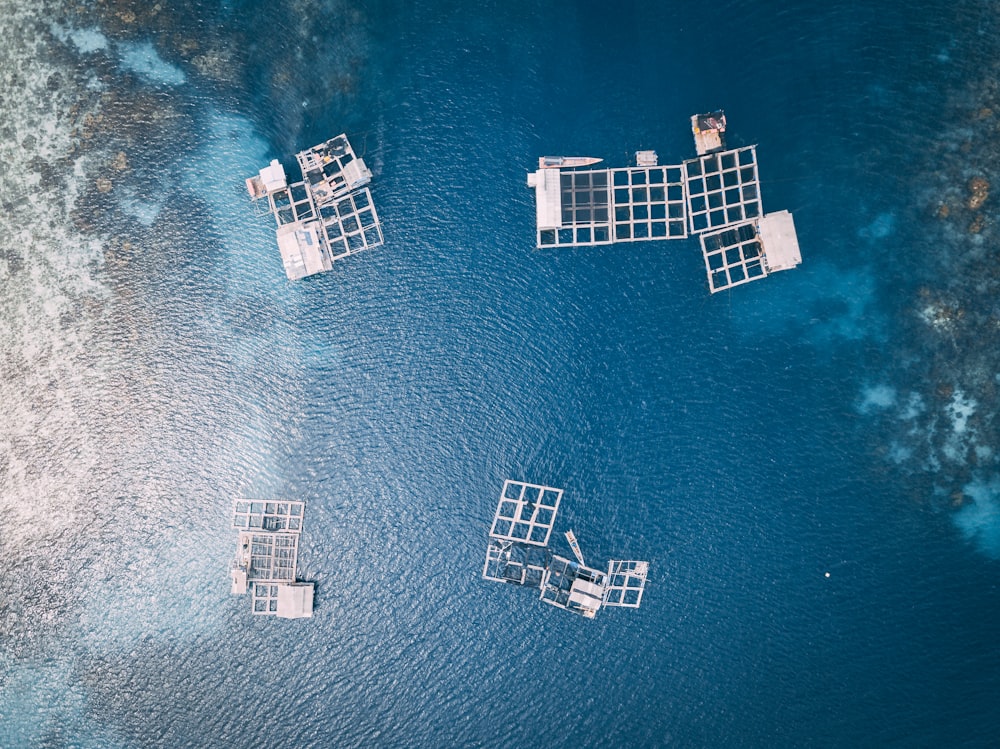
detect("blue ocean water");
top-left (2, 0), bottom-right (1000, 746)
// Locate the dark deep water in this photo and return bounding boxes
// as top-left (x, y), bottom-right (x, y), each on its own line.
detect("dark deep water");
top-left (2, 1), bottom-right (1000, 746)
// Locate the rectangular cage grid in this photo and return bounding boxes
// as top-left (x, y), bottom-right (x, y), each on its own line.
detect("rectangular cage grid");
top-left (269, 182), bottom-right (315, 227)
top-left (247, 533), bottom-right (299, 582)
top-left (251, 582), bottom-right (280, 615)
top-left (482, 538), bottom-right (549, 588)
top-left (603, 560), bottom-right (649, 608)
top-left (538, 170), bottom-right (612, 248)
top-left (610, 166), bottom-right (688, 242)
top-left (683, 146), bottom-right (761, 233)
top-left (489, 479), bottom-right (563, 546)
top-left (233, 500), bottom-right (304, 533)
top-left (699, 219), bottom-right (768, 293)
top-left (317, 187), bottom-right (383, 260)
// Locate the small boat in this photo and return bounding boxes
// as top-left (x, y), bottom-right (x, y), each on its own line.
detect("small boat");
top-left (565, 529), bottom-right (586, 567)
top-left (538, 156), bottom-right (603, 169)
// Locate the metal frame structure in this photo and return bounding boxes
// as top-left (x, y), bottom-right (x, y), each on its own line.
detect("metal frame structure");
top-left (699, 219), bottom-right (768, 292)
top-left (539, 555), bottom-right (608, 619)
top-left (295, 134), bottom-right (372, 205)
top-left (247, 134), bottom-right (384, 280)
top-left (529, 148), bottom-right (757, 249)
top-left (231, 500), bottom-right (314, 618)
top-left (489, 479), bottom-right (562, 546)
top-left (316, 189), bottom-right (383, 260)
top-left (697, 209), bottom-right (803, 293)
top-left (233, 499), bottom-right (304, 533)
top-left (612, 165), bottom-right (689, 242)
top-left (683, 146), bottom-right (761, 234)
top-left (603, 560), bottom-right (649, 608)
top-left (539, 168), bottom-right (611, 248)
top-left (482, 480), bottom-right (649, 619)
top-left (482, 538), bottom-right (550, 587)
top-left (526, 112), bottom-right (802, 292)
top-left (535, 163), bottom-right (689, 249)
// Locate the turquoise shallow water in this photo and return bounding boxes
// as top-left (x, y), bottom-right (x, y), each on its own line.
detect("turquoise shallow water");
top-left (2, 0), bottom-right (1000, 746)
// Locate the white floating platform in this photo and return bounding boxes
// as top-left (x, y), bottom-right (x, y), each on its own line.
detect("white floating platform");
top-left (691, 110), bottom-right (727, 156)
top-left (277, 221), bottom-right (328, 278)
top-left (526, 169), bottom-right (562, 235)
top-left (756, 210), bottom-right (802, 272)
top-left (276, 582), bottom-right (314, 619)
top-left (635, 150), bottom-right (658, 167)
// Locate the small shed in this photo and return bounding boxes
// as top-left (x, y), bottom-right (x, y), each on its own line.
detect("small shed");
top-left (757, 210), bottom-right (802, 273)
top-left (260, 159), bottom-right (287, 192)
top-left (276, 583), bottom-right (315, 619)
top-left (691, 110), bottom-right (727, 155)
top-left (276, 221), bottom-right (330, 280)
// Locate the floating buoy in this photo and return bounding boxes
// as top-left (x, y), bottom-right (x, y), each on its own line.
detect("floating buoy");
top-left (824, 572), bottom-right (831, 578)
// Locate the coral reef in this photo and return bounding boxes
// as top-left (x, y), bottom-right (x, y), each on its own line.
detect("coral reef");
top-left (966, 176), bottom-right (989, 210)
top-left (853, 20), bottom-right (1000, 520)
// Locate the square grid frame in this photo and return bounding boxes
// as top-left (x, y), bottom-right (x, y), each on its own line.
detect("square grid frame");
top-left (611, 165), bottom-right (688, 242)
top-left (603, 560), bottom-right (649, 608)
top-left (233, 500), bottom-right (304, 533)
top-left (683, 146), bottom-right (761, 233)
top-left (539, 170), bottom-right (612, 248)
top-left (318, 187), bottom-right (383, 260)
top-left (482, 538), bottom-right (550, 587)
top-left (269, 182), bottom-right (315, 227)
top-left (698, 219), bottom-right (768, 293)
top-left (247, 533), bottom-right (299, 582)
top-left (252, 582), bottom-right (281, 615)
top-left (489, 479), bottom-right (563, 547)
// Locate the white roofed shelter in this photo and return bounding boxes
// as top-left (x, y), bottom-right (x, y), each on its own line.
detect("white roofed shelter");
top-left (276, 582), bottom-right (315, 619)
top-left (258, 159), bottom-right (287, 193)
top-left (756, 210), bottom-right (802, 272)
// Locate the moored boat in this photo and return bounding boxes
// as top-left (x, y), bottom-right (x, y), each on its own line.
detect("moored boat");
top-left (538, 156), bottom-right (603, 169)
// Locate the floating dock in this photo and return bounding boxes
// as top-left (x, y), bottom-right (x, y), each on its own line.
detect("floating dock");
top-left (526, 111), bottom-right (802, 293)
top-left (247, 134), bottom-right (384, 281)
top-left (482, 479), bottom-right (649, 619)
top-left (231, 500), bottom-right (314, 618)
top-left (691, 110), bottom-right (727, 156)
